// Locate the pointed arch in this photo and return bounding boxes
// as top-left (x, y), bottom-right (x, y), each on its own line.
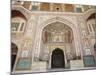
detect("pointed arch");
top-left (40, 17), bottom-right (75, 31)
top-left (51, 48), bottom-right (65, 68)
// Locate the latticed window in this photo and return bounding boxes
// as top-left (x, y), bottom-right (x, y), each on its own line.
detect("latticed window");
top-left (75, 5), bottom-right (83, 12)
top-left (31, 2), bottom-right (40, 11)
top-left (11, 17), bottom-right (26, 33)
top-left (11, 22), bottom-right (25, 32)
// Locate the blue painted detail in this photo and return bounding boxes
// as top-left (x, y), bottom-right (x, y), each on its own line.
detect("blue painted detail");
top-left (16, 58), bottom-right (31, 70)
top-left (83, 55), bottom-right (95, 67)
top-left (76, 8), bottom-right (82, 12)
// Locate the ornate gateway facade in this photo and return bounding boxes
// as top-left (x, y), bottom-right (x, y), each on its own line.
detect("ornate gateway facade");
top-left (11, 1), bottom-right (96, 74)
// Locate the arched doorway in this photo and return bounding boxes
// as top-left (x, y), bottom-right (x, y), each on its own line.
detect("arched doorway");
top-left (11, 43), bottom-right (18, 71)
top-left (51, 48), bottom-right (65, 68)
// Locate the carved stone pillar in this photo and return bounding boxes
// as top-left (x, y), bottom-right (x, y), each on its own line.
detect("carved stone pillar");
top-left (25, 15), bottom-right (39, 61)
top-left (76, 16), bottom-right (89, 58)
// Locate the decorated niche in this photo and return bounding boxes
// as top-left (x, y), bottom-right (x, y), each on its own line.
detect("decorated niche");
top-left (85, 48), bottom-right (91, 55)
top-left (22, 38), bottom-right (33, 49)
top-left (51, 32), bottom-right (64, 42)
top-left (42, 30), bottom-right (52, 43)
top-left (42, 22), bottom-right (73, 43)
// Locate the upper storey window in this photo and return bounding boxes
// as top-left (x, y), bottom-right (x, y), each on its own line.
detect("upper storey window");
top-left (75, 5), bottom-right (83, 13)
top-left (42, 22), bottom-right (73, 43)
top-left (11, 17), bottom-right (26, 33)
top-left (31, 2), bottom-right (40, 11)
top-left (11, 10), bottom-right (27, 34)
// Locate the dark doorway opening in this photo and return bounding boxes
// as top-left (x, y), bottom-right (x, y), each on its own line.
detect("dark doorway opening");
top-left (51, 48), bottom-right (65, 68)
top-left (11, 43), bottom-right (18, 71)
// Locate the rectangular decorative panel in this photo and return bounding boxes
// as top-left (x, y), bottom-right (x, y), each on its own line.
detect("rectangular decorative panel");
top-left (83, 55), bottom-right (96, 67)
top-left (15, 58), bottom-right (31, 70)
top-left (65, 4), bottom-right (74, 12)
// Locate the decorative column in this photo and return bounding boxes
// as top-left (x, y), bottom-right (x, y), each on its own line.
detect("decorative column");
top-left (73, 28), bottom-right (82, 58)
top-left (25, 15), bottom-right (39, 61)
top-left (80, 20), bottom-right (92, 56)
top-left (33, 26), bottom-right (42, 61)
top-left (75, 16), bottom-right (89, 58)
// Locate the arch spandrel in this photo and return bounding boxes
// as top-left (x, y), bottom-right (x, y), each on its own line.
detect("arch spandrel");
top-left (39, 17), bottom-right (76, 31)
top-left (12, 6), bottom-right (31, 20)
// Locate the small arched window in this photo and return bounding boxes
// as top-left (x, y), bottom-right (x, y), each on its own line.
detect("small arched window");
top-left (11, 17), bottom-right (26, 33)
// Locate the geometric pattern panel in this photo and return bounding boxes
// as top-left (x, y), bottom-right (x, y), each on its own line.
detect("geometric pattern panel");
top-left (83, 55), bottom-right (96, 67)
top-left (15, 58), bottom-right (31, 70)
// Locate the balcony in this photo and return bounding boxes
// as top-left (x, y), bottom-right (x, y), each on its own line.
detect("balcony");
top-left (12, 1), bottom-right (96, 13)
